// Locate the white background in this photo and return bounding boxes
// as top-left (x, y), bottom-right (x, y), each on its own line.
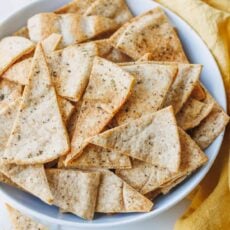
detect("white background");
top-left (0, 1), bottom-right (190, 229)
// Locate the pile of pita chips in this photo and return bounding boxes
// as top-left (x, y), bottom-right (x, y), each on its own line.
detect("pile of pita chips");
top-left (0, 1), bottom-right (229, 223)
top-left (6, 205), bottom-right (48, 230)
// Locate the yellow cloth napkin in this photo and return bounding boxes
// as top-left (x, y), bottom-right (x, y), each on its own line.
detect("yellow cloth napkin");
top-left (155, 0), bottom-right (230, 229)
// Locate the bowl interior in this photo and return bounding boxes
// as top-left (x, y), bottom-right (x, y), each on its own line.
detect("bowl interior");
top-left (0, 0), bottom-right (227, 227)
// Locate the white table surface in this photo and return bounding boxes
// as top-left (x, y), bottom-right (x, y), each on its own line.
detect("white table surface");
top-left (0, 1), bottom-right (190, 229)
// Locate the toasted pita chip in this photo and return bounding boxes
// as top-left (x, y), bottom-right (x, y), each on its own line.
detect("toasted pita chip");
top-left (96, 170), bottom-right (153, 213)
top-left (2, 44), bottom-right (69, 164)
top-left (84, 0), bottom-right (132, 25)
top-left (13, 27), bottom-right (29, 38)
top-left (65, 57), bottom-right (134, 164)
top-left (59, 144), bottom-right (131, 169)
top-left (55, 0), bottom-right (95, 14)
top-left (115, 63), bottom-right (177, 124)
top-left (47, 42), bottom-right (98, 101)
top-left (190, 103), bottom-right (229, 149)
top-left (0, 172), bottom-right (19, 188)
top-left (0, 36), bottom-right (34, 75)
top-left (163, 64), bottom-right (202, 113)
top-left (28, 13), bottom-right (118, 47)
top-left (116, 128), bottom-right (207, 195)
top-left (176, 96), bottom-right (214, 130)
top-left (41, 33), bottom-right (62, 53)
top-left (90, 106), bottom-right (181, 172)
top-left (1, 164), bottom-right (53, 204)
top-left (46, 169), bottom-right (100, 220)
top-left (110, 7), bottom-right (188, 61)
top-left (138, 53), bottom-right (154, 62)
top-left (0, 80), bottom-right (22, 110)
top-left (2, 34), bottom-right (62, 85)
top-left (6, 204), bottom-right (48, 230)
top-left (95, 39), bottom-right (132, 62)
top-left (57, 97), bottom-right (74, 124)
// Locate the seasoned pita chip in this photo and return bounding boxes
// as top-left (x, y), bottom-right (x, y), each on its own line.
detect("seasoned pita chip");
top-left (65, 57), bottom-right (134, 164)
top-left (0, 172), bottom-right (19, 188)
top-left (110, 7), bottom-right (188, 61)
top-left (115, 62), bottom-right (177, 124)
top-left (6, 204), bottom-right (48, 230)
top-left (96, 170), bottom-right (153, 213)
top-left (1, 164), bottom-right (53, 204)
top-left (28, 13), bottom-right (118, 47)
top-left (95, 39), bottom-right (132, 62)
top-left (163, 64), bottom-right (202, 113)
top-left (2, 44), bottom-right (69, 164)
top-left (46, 169), bottom-right (100, 220)
top-left (190, 103), bottom-right (229, 149)
top-left (84, 0), bottom-right (133, 25)
top-left (117, 128), bottom-right (207, 195)
top-left (59, 144), bottom-right (131, 169)
top-left (0, 80), bottom-right (22, 110)
top-left (2, 34), bottom-right (62, 85)
top-left (57, 97), bottom-right (74, 124)
top-left (138, 53), bottom-right (154, 62)
top-left (47, 42), bottom-right (98, 101)
top-left (41, 33), bottom-right (62, 53)
top-left (0, 36), bottom-right (34, 75)
top-left (90, 106), bottom-right (181, 172)
top-left (55, 0), bottom-right (95, 14)
top-left (13, 27), bottom-right (29, 38)
top-left (176, 97), bottom-right (214, 130)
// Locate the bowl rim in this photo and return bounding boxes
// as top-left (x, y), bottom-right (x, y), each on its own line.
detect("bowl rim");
top-left (0, 0), bottom-right (227, 228)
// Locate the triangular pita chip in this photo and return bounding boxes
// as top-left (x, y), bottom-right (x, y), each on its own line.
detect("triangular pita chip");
top-left (57, 96), bottom-right (74, 124)
top-left (1, 164), bottom-right (53, 204)
top-left (110, 7), bottom-right (188, 61)
top-left (2, 44), bottom-right (69, 164)
top-left (55, 0), bottom-right (95, 14)
top-left (13, 27), bottom-right (29, 38)
top-left (0, 36), bottom-right (34, 75)
top-left (58, 144), bottom-right (131, 169)
top-left (47, 42), bottom-right (98, 101)
top-left (115, 62), bottom-right (177, 124)
top-left (84, 0), bottom-right (133, 25)
top-left (95, 39), bottom-right (132, 63)
top-left (96, 170), bottom-right (153, 213)
top-left (28, 13), bottom-right (118, 47)
top-left (2, 33), bottom-right (62, 85)
top-left (6, 204), bottom-right (48, 230)
top-left (116, 128), bottom-right (207, 195)
top-left (90, 106), bottom-right (181, 172)
top-left (176, 96), bottom-right (214, 130)
top-left (0, 79), bottom-right (22, 110)
top-left (46, 169), bottom-right (100, 220)
top-left (65, 57), bottom-right (134, 164)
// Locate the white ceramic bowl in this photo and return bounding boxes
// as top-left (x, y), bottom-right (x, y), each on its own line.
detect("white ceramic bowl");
top-left (0, 0), bottom-right (227, 228)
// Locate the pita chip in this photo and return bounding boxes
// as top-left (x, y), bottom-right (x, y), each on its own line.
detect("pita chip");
top-left (46, 42), bottom-right (98, 101)
top-left (0, 172), bottom-right (19, 188)
top-left (90, 106), bottom-right (181, 172)
top-left (59, 144), bottom-right (131, 169)
top-left (55, 0), bottom-right (95, 14)
top-left (65, 57), bottom-right (134, 164)
top-left (115, 62), bottom-right (177, 125)
top-left (57, 97), bottom-right (74, 124)
top-left (96, 170), bottom-right (153, 213)
top-left (1, 164), bottom-right (53, 204)
top-left (28, 13), bottom-right (118, 47)
top-left (13, 27), bottom-right (29, 38)
top-left (138, 53), bottom-right (154, 62)
top-left (6, 204), bottom-right (48, 230)
top-left (84, 0), bottom-right (133, 25)
top-left (110, 7), bottom-right (188, 61)
top-left (117, 128), bottom-right (207, 195)
top-left (2, 33), bottom-right (62, 85)
top-left (0, 36), bottom-right (34, 75)
top-left (46, 169), bottom-right (100, 220)
top-left (2, 44), bottom-right (69, 165)
top-left (95, 39), bottom-right (132, 63)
